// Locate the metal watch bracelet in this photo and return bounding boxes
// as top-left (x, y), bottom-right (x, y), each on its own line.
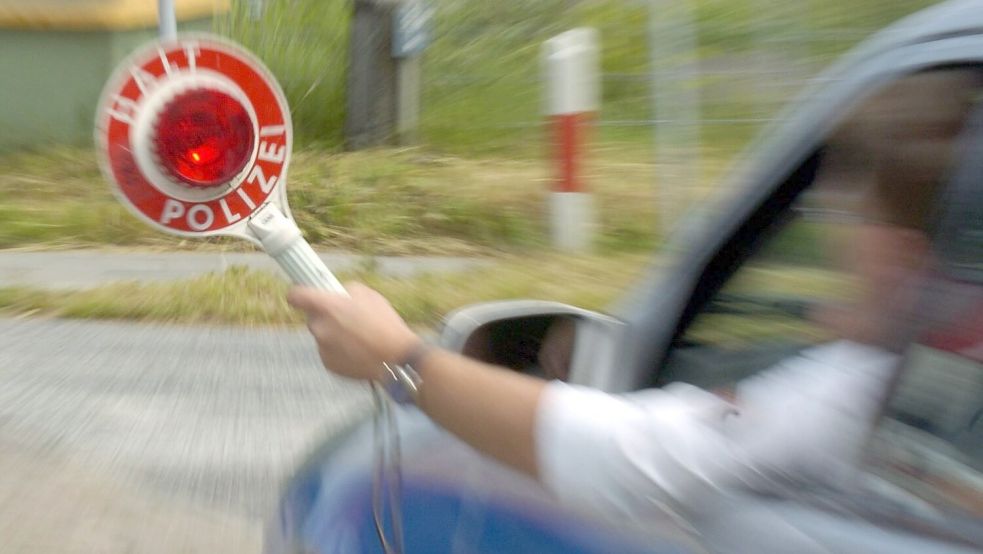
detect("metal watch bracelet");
top-left (381, 342), bottom-right (432, 405)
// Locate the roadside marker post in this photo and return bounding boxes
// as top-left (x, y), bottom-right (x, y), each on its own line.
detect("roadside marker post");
top-left (542, 28), bottom-right (599, 253)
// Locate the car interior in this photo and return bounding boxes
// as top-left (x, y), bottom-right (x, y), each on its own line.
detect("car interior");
top-left (655, 66), bottom-right (983, 398)
top-left (862, 96), bottom-right (983, 544)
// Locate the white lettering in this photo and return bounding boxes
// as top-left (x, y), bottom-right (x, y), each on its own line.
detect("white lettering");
top-left (160, 199), bottom-right (185, 225)
top-left (108, 42), bottom-right (203, 127)
top-left (156, 42), bottom-right (198, 77)
top-left (108, 94), bottom-right (139, 125)
top-left (259, 125), bottom-right (286, 137)
top-left (247, 165), bottom-right (278, 193)
top-left (187, 204), bottom-right (214, 231)
top-left (156, 47), bottom-right (174, 76)
top-left (183, 41), bottom-right (200, 72)
top-left (236, 186), bottom-right (257, 210)
top-left (219, 198), bottom-right (242, 224)
top-left (130, 67), bottom-right (160, 96)
top-left (257, 141), bottom-right (286, 164)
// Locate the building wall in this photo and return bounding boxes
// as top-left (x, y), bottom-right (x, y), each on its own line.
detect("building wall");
top-left (0, 17), bottom-right (213, 151)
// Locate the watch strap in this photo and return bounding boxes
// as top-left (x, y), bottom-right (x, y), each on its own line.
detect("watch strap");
top-left (381, 341), bottom-right (432, 405)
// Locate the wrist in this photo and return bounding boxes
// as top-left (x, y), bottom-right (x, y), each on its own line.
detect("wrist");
top-left (395, 340), bottom-right (434, 372)
top-left (387, 331), bottom-right (423, 364)
top-left (380, 339), bottom-right (436, 405)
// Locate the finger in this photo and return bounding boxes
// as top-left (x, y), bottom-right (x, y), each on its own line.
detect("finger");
top-left (343, 281), bottom-right (373, 298)
top-left (346, 282), bottom-right (393, 310)
top-left (287, 286), bottom-right (343, 314)
top-left (317, 346), bottom-right (335, 373)
top-left (286, 286), bottom-right (316, 310)
top-left (307, 317), bottom-right (338, 344)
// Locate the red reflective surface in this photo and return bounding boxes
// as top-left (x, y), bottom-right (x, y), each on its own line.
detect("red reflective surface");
top-left (153, 89), bottom-right (254, 188)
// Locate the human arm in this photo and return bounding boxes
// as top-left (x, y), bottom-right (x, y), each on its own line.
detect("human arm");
top-left (287, 284), bottom-right (758, 519)
top-left (287, 284), bottom-right (895, 522)
top-left (287, 284), bottom-right (547, 477)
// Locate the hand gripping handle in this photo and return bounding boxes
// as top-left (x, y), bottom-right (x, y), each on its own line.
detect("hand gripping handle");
top-left (247, 203), bottom-right (347, 294)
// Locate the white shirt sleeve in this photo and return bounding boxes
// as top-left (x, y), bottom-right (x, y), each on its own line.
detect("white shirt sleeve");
top-left (534, 341), bottom-right (898, 524)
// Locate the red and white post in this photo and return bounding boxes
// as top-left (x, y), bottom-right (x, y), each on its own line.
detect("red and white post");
top-left (543, 28), bottom-right (599, 253)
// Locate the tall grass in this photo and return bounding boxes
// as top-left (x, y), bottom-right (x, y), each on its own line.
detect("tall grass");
top-left (214, 0), bottom-right (351, 146)
top-left (216, 0), bottom-right (939, 155)
top-left (0, 253), bottom-right (653, 326)
top-left (0, 146), bottom-right (662, 252)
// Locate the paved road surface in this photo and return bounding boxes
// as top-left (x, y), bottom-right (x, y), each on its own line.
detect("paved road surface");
top-left (0, 317), bottom-right (371, 553)
top-left (0, 250), bottom-right (484, 290)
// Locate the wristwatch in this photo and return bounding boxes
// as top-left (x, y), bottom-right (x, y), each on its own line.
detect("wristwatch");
top-left (381, 342), bottom-right (431, 405)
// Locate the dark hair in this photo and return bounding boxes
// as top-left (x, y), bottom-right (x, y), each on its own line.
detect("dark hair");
top-left (859, 69), bottom-right (982, 230)
top-left (822, 69), bottom-right (983, 231)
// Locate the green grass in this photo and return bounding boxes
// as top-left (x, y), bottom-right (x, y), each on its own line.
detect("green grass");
top-left (212, 0), bottom-right (940, 156)
top-left (0, 257), bottom-right (856, 337)
top-left (6, 0), bottom-right (937, 249)
top-left (0, 254), bottom-right (652, 327)
top-left (214, 0), bottom-right (350, 146)
top-left (6, 0), bottom-right (923, 267)
top-left (0, 147), bottom-right (167, 249)
top-left (684, 264), bottom-right (857, 347)
top-left (0, 145), bottom-right (668, 253)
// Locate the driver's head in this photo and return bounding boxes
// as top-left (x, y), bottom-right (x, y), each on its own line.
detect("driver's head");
top-left (855, 70), bottom-right (980, 229)
top-left (816, 69), bottom-right (982, 345)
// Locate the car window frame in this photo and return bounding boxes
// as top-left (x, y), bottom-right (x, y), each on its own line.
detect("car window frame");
top-left (599, 35), bottom-right (983, 394)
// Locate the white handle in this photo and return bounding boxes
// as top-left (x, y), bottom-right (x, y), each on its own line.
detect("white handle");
top-left (247, 203), bottom-right (347, 294)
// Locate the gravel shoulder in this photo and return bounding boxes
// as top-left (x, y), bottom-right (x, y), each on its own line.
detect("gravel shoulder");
top-left (0, 250), bottom-right (484, 290)
top-left (0, 317), bottom-right (373, 553)
top-left (0, 437), bottom-right (262, 554)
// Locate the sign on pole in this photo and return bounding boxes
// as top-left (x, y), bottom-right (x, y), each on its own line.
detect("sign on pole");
top-left (96, 35), bottom-right (347, 292)
top-left (392, 0), bottom-right (433, 59)
top-left (393, 0), bottom-right (432, 145)
top-left (97, 38), bottom-right (290, 238)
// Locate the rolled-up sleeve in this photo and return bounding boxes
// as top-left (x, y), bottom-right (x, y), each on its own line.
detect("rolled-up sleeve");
top-left (534, 342), bottom-right (897, 525)
top-left (535, 381), bottom-right (743, 523)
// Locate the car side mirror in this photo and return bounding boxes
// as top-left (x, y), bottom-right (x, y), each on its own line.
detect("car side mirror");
top-left (439, 300), bottom-right (622, 382)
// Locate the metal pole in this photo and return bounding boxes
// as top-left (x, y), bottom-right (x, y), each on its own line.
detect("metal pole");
top-left (345, 0), bottom-right (401, 149)
top-left (396, 57), bottom-right (422, 144)
top-left (649, 0), bottom-right (701, 237)
top-left (248, 0), bottom-right (266, 21)
top-left (158, 0), bottom-right (177, 41)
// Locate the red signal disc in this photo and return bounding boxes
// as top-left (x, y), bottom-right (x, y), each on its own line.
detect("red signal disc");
top-left (153, 89), bottom-right (255, 188)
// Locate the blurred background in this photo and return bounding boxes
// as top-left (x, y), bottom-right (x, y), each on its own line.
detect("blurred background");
top-left (0, 0), bottom-right (939, 322)
top-left (0, 0), bottom-right (943, 552)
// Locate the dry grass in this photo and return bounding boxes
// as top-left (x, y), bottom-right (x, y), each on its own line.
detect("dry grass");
top-left (0, 253), bottom-right (653, 327)
top-left (0, 145), bottom-right (679, 254)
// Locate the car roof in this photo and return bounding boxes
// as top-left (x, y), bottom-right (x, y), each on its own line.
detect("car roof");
top-left (843, 0), bottom-right (983, 66)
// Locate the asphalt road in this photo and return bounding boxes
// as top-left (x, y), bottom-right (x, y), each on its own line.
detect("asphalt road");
top-left (0, 317), bottom-right (372, 552)
top-left (0, 250), bottom-right (483, 290)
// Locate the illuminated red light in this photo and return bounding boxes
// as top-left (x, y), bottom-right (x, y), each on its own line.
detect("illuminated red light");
top-left (153, 89), bottom-right (254, 188)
